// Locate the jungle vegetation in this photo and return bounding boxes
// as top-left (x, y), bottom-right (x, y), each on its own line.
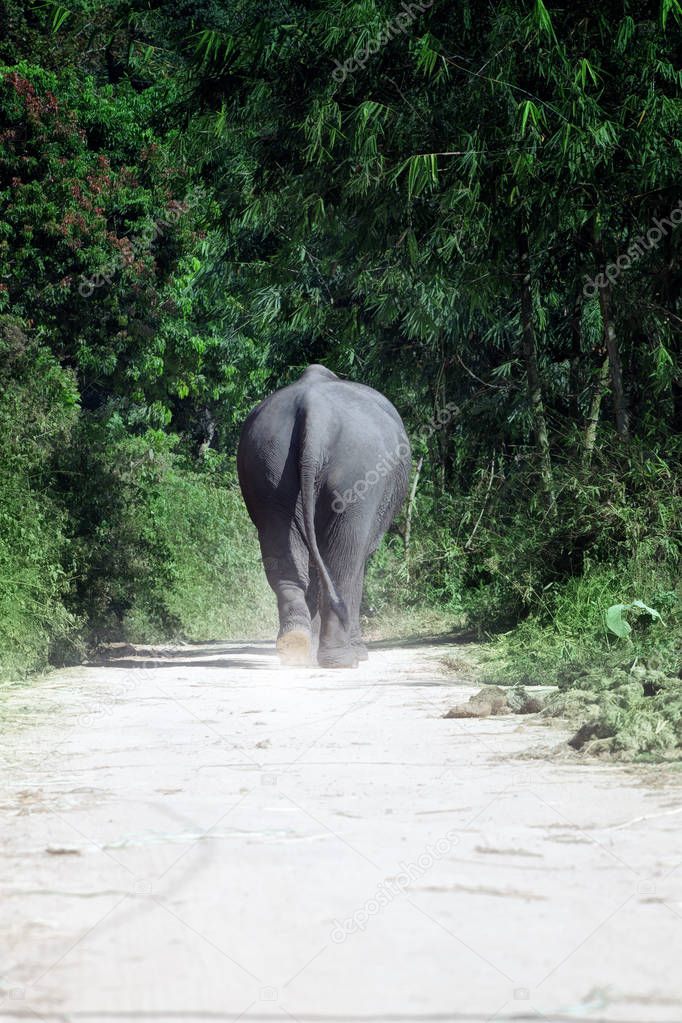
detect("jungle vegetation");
top-left (0, 0), bottom-right (680, 755)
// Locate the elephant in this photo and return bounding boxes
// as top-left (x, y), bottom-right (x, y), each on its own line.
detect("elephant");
top-left (237, 364), bottom-right (411, 668)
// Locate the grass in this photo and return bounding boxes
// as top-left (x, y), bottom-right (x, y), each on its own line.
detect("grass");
top-left (121, 464), bottom-right (277, 643)
top-left (362, 605), bottom-right (462, 643)
top-left (477, 561), bottom-right (682, 759)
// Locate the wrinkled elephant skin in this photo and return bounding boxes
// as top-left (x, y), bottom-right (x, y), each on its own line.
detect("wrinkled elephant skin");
top-left (237, 365), bottom-right (410, 667)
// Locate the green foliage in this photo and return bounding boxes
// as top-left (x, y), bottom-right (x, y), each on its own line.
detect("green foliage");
top-left (121, 458), bottom-right (276, 642)
top-left (59, 419), bottom-right (274, 643)
top-left (0, 0), bottom-right (680, 731)
top-left (478, 547), bottom-right (681, 758)
top-left (605, 600), bottom-right (663, 641)
top-left (0, 319), bottom-right (80, 675)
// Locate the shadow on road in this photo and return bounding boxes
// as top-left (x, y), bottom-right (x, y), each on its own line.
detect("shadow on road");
top-left (89, 632), bottom-right (472, 673)
top-left (90, 640), bottom-right (277, 671)
top-left (367, 630), bottom-right (477, 650)
top-left (100, 657), bottom-right (274, 670)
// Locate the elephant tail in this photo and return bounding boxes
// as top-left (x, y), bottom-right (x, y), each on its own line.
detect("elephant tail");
top-left (298, 417), bottom-right (349, 629)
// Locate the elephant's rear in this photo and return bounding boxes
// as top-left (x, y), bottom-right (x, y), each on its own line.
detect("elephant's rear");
top-left (237, 389), bottom-right (301, 527)
top-left (237, 366), bottom-right (410, 667)
top-left (315, 384), bottom-right (410, 524)
top-left (238, 376), bottom-right (409, 522)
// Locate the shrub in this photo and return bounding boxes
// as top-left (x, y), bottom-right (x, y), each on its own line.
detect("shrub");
top-left (0, 320), bottom-right (80, 676)
top-left (127, 455), bottom-right (276, 642)
top-left (59, 414), bottom-right (274, 645)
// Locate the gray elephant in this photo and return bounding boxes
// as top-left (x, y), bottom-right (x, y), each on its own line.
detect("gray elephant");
top-left (237, 365), bottom-right (410, 668)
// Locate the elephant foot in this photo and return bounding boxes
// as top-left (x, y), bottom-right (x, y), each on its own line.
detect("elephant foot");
top-left (318, 647), bottom-right (359, 669)
top-left (352, 642), bottom-right (369, 661)
top-left (276, 630), bottom-right (312, 666)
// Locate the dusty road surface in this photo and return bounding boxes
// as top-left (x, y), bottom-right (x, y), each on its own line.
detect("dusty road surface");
top-left (2, 638), bottom-right (682, 1023)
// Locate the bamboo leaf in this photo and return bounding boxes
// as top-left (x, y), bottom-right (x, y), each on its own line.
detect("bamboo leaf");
top-left (534, 0), bottom-right (556, 40)
top-left (662, 0), bottom-right (682, 28)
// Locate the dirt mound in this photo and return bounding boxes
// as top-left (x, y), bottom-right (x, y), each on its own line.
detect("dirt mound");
top-left (443, 686), bottom-right (545, 719)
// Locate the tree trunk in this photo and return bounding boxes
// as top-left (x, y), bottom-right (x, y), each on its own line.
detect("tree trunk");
top-left (592, 225), bottom-right (630, 442)
top-left (197, 407), bottom-right (216, 459)
top-left (582, 356), bottom-right (610, 466)
top-left (597, 280), bottom-right (629, 441)
top-left (568, 290), bottom-right (584, 421)
top-left (518, 229), bottom-right (556, 514)
top-left (464, 454), bottom-right (496, 551)
top-left (404, 455), bottom-right (423, 582)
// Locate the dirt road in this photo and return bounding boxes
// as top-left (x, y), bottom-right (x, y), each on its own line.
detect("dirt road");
top-left (1, 638), bottom-right (681, 1023)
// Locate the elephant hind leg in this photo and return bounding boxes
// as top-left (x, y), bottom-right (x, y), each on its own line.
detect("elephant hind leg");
top-left (276, 630), bottom-right (312, 666)
top-left (352, 636), bottom-right (369, 660)
top-left (259, 530), bottom-right (313, 666)
top-left (272, 578), bottom-right (313, 666)
top-left (317, 568), bottom-right (362, 669)
top-left (316, 539), bottom-right (372, 668)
